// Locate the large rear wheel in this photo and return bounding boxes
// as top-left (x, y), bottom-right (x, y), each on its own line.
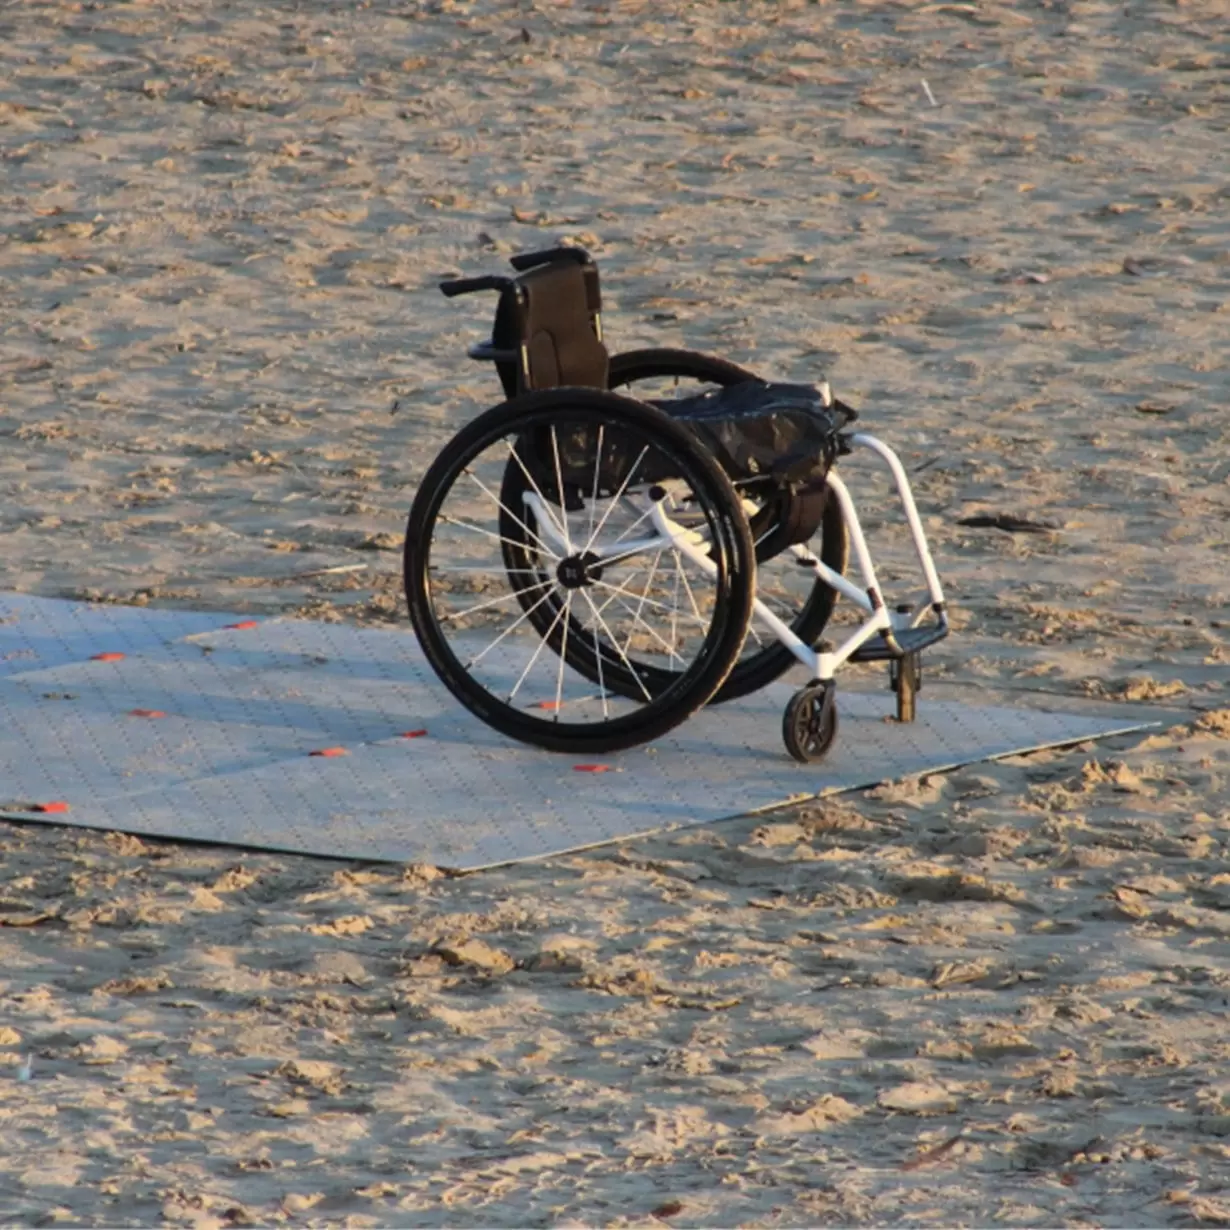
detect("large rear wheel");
top-left (404, 388), bottom-right (756, 754)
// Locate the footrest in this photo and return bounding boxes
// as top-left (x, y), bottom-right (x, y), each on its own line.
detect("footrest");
top-left (849, 624), bottom-right (948, 663)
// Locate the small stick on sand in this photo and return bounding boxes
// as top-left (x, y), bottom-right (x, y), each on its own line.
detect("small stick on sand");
top-left (921, 79), bottom-right (939, 108)
top-left (902, 1130), bottom-right (965, 1171)
top-left (285, 563), bottom-right (370, 580)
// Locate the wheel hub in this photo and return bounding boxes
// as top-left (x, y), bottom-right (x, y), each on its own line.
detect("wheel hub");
top-left (556, 552), bottom-right (603, 590)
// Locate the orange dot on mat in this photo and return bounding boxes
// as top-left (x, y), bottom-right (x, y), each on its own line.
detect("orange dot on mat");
top-left (399, 729), bottom-right (428, 739)
top-left (536, 700), bottom-right (562, 710)
top-left (129, 709), bottom-right (167, 719)
top-left (309, 747), bottom-right (348, 758)
top-left (34, 801), bottom-right (70, 814)
top-left (91, 652), bottom-right (125, 662)
top-left (225, 620), bottom-right (260, 630)
top-left (573, 764), bottom-right (612, 773)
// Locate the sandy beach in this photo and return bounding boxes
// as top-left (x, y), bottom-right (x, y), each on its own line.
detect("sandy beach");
top-left (2, 0), bottom-right (1229, 1224)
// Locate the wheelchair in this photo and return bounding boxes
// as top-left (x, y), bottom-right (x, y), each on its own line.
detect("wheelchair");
top-left (403, 247), bottom-right (949, 762)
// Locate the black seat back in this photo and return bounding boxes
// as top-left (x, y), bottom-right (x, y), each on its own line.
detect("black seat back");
top-left (484, 251), bottom-right (608, 397)
top-left (519, 262), bottom-right (609, 392)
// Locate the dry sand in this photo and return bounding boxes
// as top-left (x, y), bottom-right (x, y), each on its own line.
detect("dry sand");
top-left (2, 0), bottom-right (1229, 1225)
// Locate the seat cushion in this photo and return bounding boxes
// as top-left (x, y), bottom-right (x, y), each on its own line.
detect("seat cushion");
top-left (657, 381), bottom-right (854, 488)
top-left (527, 381), bottom-right (853, 542)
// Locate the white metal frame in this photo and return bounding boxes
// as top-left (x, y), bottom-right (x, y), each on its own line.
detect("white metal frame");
top-left (522, 431), bottom-right (947, 687)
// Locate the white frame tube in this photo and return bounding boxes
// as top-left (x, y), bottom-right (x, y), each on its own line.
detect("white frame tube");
top-left (520, 431), bottom-right (948, 686)
top-left (848, 432), bottom-right (946, 609)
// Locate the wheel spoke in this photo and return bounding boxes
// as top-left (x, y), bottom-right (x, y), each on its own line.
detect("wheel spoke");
top-left (590, 596), bottom-right (610, 719)
top-left (577, 588), bottom-right (654, 703)
top-left (506, 597), bottom-right (569, 706)
top-left (463, 585), bottom-right (559, 670)
top-left (440, 513), bottom-right (561, 560)
top-left (618, 547), bottom-right (665, 660)
top-left (669, 550), bottom-right (682, 664)
top-left (581, 444), bottom-right (650, 556)
top-left (505, 441), bottom-right (569, 547)
top-left (588, 576), bottom-right (710, 625)
top-left (754, 586), bottom-right (802, 620)
top-left (585, 423), bottom-right (604, 548)
top-left (548, 426), bottom-right (573, 554)
top-left (464, 467), bottom-right (557, 559)
top-left (573, 566), bottom-right (651, 644)
top-left (438, 578), bottom-right (554, 624)
top-left (744, 620), bottom-right (767, 649)
top-left (430, 565), bottom-right (535, 575)
top-left (604, 590), bottom-right (687, 665)
top-left (673, 560), bottom-right (706, 627)
top-left (608, 496), bottom-right (659, 548)
top-left (553, 592), bottom-right (574, 720)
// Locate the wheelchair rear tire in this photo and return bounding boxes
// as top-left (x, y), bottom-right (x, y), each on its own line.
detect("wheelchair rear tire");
top-left (608, 347), bottom-right (759, 398)
top-left (607, 348), bottom-right (849, 703)
top-left (404, 388), bottom-right (756, 754)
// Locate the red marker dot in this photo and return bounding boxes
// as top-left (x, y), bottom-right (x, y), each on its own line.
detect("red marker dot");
top-left (309, 747), bottom-right (348, 758)
top-left (536, 700), bottom-right (562, 711)
top-left (399, 729), bottom-right (428, 739)
top-left (128, 709), bottom-right (167, 719)
top-left (573, 764), bottom-right (612, 773)
top-left (91, 652), bottom-right (125, 662)
top-left (34, 801), bottom-right (70, 814)
top-left (225, 620), bottom-right (260, 631)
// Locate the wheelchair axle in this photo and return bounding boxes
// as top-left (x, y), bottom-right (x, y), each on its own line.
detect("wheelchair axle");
top-left (555, 552), bottom-right (603, 590)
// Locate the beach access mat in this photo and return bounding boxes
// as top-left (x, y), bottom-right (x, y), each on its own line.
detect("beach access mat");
top-left (0, 593), bottom-right (1156, 870)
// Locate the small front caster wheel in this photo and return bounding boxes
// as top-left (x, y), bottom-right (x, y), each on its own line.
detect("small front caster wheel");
top-left (782, 682), bottom-right (839, 763)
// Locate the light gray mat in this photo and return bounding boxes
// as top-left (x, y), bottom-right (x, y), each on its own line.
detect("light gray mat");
top-left (0, 594), bottom-right (1156, 869)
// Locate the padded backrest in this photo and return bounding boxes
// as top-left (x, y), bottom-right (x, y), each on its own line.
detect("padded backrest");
top-left (518, 263), bottom-right (609, 391)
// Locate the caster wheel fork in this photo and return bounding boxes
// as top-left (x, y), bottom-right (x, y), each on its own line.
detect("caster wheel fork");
top-left (782, 682), bottom-right (838, 764)
top-left (889, 650), bottom-right (921, 723)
